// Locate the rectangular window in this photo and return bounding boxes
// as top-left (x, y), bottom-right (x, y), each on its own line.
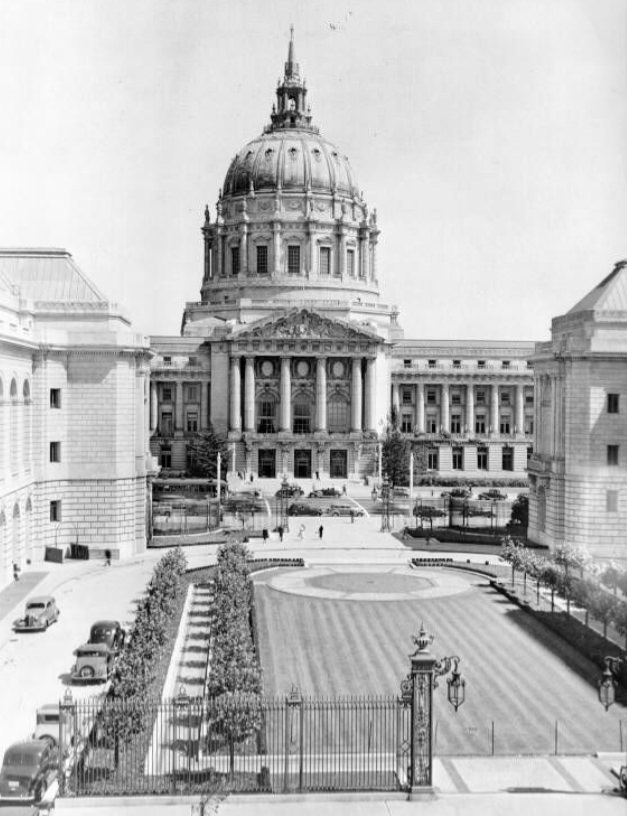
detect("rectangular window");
top-left (475, 414), bottom-right (486, 434)
top-left (477, 447), bottom-right (488, 470)
top-left (426, 415), bottom-right (438, 433)
top-left (328, 400), bottom-right (349, 433)
top-left (347, 248), bottom-right (355, 277)
top-left (288, 245), bottom-right (301, 275)
top-left (50, 388), bottom-right (61, 409)
top-left (401, 413), bottom-right (413, 433)
top-left (160, 412), bottom-right (173, 437)
top-left (428, 360), bottom-right (437, 369)
top-left (426, 389), bottom-right (437, 405)
top-left (188, 356), bottom-right (198, 367)
top-left (402, 388), bottom-right (413, 405)
top-left (607, 445), bottom-right (619, 466)
top-left (231, 246), bottom-right (240, 275)
top-left (608, 393), bottom-right (620, 414)
top-left (186, 412), bottom-right (198, 433)
top-left (606, 490), bottom-right (618, 512)
top-left (50, 500), bottom-right (61, 522)
top-left (453, 360), bottom-right (461, 368)
top-left (452, 447), bottom-right (463, 470)
top-left (502, 360), bottom-right (510, 369)
top-left (163, 356), bottom-right (172, 366)
top-left (184, 384), bottom-right (199, 402)
top-left (427, 450), bottom-right (438, 470)
top-left (319, 246), bottom-right (331, 276)
top-left (500, 417), bottom-right (511, 435)
top-left (477, 360), bottom-right (486, 369)
top-left (293, 402), bottom-right (310, 434)
top-left (161, 386), bottom-right (173, 402)
top-left (403, 359), bottom-right (412, 369)
top-left (451, 392), bottom-right (461, 405)
top-left (502, 446), bottom-right (514, 471)
top-left (49, 441), bottom-right (61, 463)
top-left (501, 391), bottom-right (510, 405)
top-left (476, 389), bottom-right (486, 405)
top-left (257, 245), bottom-right (268, 275)
top-left (527, 446), bottom-right (533, 462)
top-left (258, 400), bottom-right (276, 433)
top-left (525, 392), bottom-right (534, 405)
top-left (159, 447), bottom-right (172, 468)
top-left (450, 414), bottom-right (462, 434)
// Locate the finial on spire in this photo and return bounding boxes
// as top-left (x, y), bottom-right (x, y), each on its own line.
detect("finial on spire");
top-left (269, 27), bottom-right (318, 133)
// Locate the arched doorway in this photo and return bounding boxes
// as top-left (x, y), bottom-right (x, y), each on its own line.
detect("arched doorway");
top-left (24, 497), bottom-right (33, 563)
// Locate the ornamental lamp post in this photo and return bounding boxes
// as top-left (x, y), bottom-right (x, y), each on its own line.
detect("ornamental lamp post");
top-left (380, 479), bottom-right (391, 532)
top-left (400, 624), bottom-right (465, 799)
top-left (598, 656), bottom-right (623, 712)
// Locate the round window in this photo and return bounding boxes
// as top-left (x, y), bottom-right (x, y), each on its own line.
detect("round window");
top-left (332, 361), bottom-right (345, 377)
top-left (296, 360), bottom-right (310, 377)
top-left (261, 360), bottom-right (274, 377)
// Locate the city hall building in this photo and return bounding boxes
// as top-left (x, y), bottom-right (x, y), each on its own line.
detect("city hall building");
top-left (148, 35), bottom-right (535, 483)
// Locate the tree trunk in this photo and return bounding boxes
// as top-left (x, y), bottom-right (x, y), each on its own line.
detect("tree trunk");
top-left (550, 588), bottom-right (555, 612)
top-left (229, 738), bottom-right (235, 783)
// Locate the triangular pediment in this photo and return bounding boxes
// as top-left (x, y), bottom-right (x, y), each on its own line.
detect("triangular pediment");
top-left (232, 308), bottom-right (382, 343)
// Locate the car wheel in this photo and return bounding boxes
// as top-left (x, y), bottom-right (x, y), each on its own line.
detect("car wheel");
top-left (80, 666), bottom-right (96, 680)
top-left (39, 734), bottom-right (57, 747)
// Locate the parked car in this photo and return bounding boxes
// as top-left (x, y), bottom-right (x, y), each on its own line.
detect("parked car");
top-left (13, 596), bottom-right (60, 632)
top-left (413, 506), bottom-right (447, 518)
top-left (441, 488), bottom-right (472, 499)
top-left (478, 489), bottom-right (507, 501)
top-left (392, 486), bottom-right (410, 497)
top-left (71, 644), bottom-right (115, 683)
top-left (0, 740), bottom-right (58, 803)
top-left (87, 620), bottom-right (126, 653)
top-left (223, 496), bottom-right (265, 513)
top-left (275, 484), bottom-right (304, 498)
top-left (325, 504), bottom-right (365, 517)
top-left (309, 487), bottom-right (342, 498)
top-left (287, 502), bottom-right (314, 516)
top-left (33, 704), bottom-right (76, 753)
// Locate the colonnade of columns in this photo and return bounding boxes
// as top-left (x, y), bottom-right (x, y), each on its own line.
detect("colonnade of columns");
top-left (394, 382), bottom-right (529, 436)
top-left (228, 355), bottom-right (377, 434)
top-left (149, 381), bottom-right (210, 433)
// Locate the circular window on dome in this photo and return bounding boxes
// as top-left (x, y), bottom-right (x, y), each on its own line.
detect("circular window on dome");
top-left (265, 148), bottom-right (273, 161)
top-left (312, 148), bottom-right (322, 163)
top-left (295, 360), bottom-right (310, 377)
top-left (331, 360), bottom-right (345, 378)
top-left (260, 360), bottom-right (274, 377)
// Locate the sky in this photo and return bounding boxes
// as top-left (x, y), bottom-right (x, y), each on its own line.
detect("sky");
top-left (0, 0), bottom-right (625, 341)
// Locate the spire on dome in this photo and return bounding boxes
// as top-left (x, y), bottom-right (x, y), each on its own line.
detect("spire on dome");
top-left (267, 27), bottom-right (318, 133)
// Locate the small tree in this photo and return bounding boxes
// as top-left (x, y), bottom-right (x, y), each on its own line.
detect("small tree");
top-left (381, 412), bottom-right (411, 487)
top-left (186, 425), bottom-right (228, 479)
top-left (540, 562), bottom-right (562, 612)
top-left (588, 587), bottom-right (616, 640)
top-left (509, 494), bottom-right (529, 529)
top-left (613, 600), bottom-right (627, 651)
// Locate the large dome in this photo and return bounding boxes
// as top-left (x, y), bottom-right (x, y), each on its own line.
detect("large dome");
top-left (223, 129), bottom-right (359, 197)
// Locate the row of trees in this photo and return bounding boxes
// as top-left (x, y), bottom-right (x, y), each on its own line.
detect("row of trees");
top-left (209, 542), bottom-right (262, 778)
top-left (103, 548), bottom-right (189, 757)
top-left (501, 539), bottom-right (627, 647)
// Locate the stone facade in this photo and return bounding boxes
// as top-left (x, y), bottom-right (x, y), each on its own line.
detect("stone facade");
top-left (0, 249), bottom-right (154, 588)
top-left (528, 261), bottom-right (627, 562)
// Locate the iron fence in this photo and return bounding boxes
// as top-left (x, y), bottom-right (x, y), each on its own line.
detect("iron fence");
top-left (59, 694), bottom-right (411, 797)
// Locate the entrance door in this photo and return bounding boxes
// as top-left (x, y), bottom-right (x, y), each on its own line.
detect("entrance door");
top-left (258, 449), bottom-right (276, 479)
top-left (330, 449), bottom-right (348, 479)
top-left (294, 449), bottom-right (312, 479)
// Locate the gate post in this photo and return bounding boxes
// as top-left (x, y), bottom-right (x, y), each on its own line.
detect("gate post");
top-left (58, 688), bottom-right (76, 796)
top-left (283, 685), bottom-right (302, 792)
top-left (400, 624), bottom-right (465, 800)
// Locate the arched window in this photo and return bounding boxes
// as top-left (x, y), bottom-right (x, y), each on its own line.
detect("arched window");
top-left (293, 401), bottom-right (311, 434)
top-left (257, 397), bottom-right (276, 434)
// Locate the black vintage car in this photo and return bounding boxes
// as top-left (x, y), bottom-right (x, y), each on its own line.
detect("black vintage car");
top-left (88, 620), bottom-right (126, 653)
top-left (0, 740), bottom-right (58, 803)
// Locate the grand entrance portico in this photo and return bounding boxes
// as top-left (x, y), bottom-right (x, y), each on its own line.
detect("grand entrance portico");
top-left (225, 308), bottom-right (384, 480)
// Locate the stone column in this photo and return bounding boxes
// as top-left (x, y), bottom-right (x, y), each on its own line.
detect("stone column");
top-left (351, 358), bottom-right (363, 432)
top-left (365, 358), bottom-right (376, 432)
top-left (244, 357), bottom-right (255, 432)
top-left (515, 384), bottom-right (524, 436)
top-left (150, 381), bottom-right (158, 431)
top-left (416, 381), bottom-right (425, 433)
top-left (241, 226), bottom-right (248, 276)
top-left (392, 383), bottom-right (400, 417)
top-left (175, 381), bottom-right (184, 431)
top-left (200, 380), bottom-right (208, 430)
top-left (229, 358), bottom-right (241, 432)
top-left (280, 357), bottom-right (291, 432)
top-left (316, 358), bottom-right (327, 431)
top-left (490, 384), bottom-right (499, 436)
top-left (440, 383), bottom-right (449, 433)
top-left (465, 384), bottom-right (474, 434)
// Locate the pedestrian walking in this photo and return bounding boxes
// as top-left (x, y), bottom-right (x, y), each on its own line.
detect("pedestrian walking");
top-left (12, 562), bottom-right (20, 581)
top-left (297, 524), bottom-right (305, 540)
top-left (278, 525), bottom-right (284, 543)
top-left (262, 528), bottom-right (269, 544)
top-left (350, 510), bottom-right (355, 524)
top-left (342, 483), bottom-right (347, 496)
top-left (318, 524), bottom-right (324, 540)
top-left (104, 548), bottom-right (112, 566)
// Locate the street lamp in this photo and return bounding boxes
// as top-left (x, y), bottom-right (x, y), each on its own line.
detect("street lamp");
top-left (400, 623), bottom-right (465, 798)
top-left (380, 479), bottom-right (391, 532)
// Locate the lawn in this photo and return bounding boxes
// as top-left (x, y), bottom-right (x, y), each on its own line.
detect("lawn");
top-left (253, 568), bottom-right (626, 756)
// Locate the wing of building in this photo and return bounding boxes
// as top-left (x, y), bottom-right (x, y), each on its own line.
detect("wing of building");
top-left (149, 32), bottom-right (535, 485)
top-left (0, 248), bottom-right (153, 582)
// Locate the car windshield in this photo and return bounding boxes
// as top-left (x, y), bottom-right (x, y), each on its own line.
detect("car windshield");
top-left (37, 714), bottom-right (59, 724)
top-left (26, 603), bottom-right (45, 611)
top-left (77, 649), bottom-right (107, 658)
top-left (91, 627), bottom-right (114, 641)
top-left (3, 750), bottom-right (41, 767)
